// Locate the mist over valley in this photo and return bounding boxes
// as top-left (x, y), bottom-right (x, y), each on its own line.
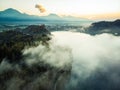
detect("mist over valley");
top-left (0, 3), bottom-right (120, 89)
top-left (0, 18), bottom-right (120, 90)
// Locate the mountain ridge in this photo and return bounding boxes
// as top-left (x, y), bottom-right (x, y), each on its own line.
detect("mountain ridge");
top-left (0, 8), bottom-right (89, 22)
top-left (86, 19), bottom-right (120, 35)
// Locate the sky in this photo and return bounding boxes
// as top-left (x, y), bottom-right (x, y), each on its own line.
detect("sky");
top-left (0, 0), bottom-right (120, 20)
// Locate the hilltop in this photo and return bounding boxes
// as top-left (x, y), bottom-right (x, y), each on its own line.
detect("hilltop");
top-left (0, 25), bottom-right (51, 63)
top-left (86, 19), bottom-right (120, 35)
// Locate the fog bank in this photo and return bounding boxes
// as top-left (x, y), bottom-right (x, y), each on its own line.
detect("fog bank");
top-left (0, 31), bottom-right (120, 90)
top-left (52, 31), bottom-right (120, 90)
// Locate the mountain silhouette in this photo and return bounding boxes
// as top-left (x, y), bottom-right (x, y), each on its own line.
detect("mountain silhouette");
top-left (0, 8), bottom-right (88, 22)
top-left (0, 8), bottom-right (46, 21)
top-left (86, 19), bottom-right (120, 35)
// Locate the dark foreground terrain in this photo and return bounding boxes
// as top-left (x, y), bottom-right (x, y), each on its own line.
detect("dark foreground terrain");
top-left (0, 24), bottom-right (51, 63)
top-left (0, 25), bottom-right (71, 90)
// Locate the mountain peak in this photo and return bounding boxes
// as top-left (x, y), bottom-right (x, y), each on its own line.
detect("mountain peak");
top-left (3, 8), bottom-right (21, 14)
top-left (47, 13), bottom-right (60, 18)
top-left (5, 8), bottom-right (17, 11)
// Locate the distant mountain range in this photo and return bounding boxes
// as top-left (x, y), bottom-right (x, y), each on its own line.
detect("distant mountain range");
top-left (0, 8), bottom-right (88, 22)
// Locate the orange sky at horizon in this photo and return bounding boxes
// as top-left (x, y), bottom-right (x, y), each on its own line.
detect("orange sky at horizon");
top-left (0, 0), bottom-right (120, 20)
top-left (76, 13), bottom-right (120, 20)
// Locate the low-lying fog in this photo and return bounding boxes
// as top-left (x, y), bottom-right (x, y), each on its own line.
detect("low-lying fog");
top-left (24, 31), bottom-right (120, 90)
top-left (1, 30), bottom-right (120, 90)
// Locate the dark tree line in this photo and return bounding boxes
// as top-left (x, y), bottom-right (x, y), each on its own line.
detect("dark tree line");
top-left (0, 25), bottom-right (51, 63)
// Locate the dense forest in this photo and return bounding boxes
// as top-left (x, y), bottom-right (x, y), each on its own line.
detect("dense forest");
top-left (0, 24), bottom-right (51, 63)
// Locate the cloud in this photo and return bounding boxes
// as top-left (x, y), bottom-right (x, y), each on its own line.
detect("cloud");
top-left (52, 31), bottom-right (120, 90)
top-left (0, 33), bottom-right (72, 90)
top-left (0, 30), bottom-right (120, 90)
top-left (35, 4), bottom-right (46, 13)
top-left (22, 31), bottom-right (120, 90)
top-left (23, 40), bottom-right (73, 70)
top-left (0, 59), bottom-right (12, 74)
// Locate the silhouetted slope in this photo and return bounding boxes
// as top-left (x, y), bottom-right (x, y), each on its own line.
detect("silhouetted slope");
top-left (86, 19), bottom-right (120, 35)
